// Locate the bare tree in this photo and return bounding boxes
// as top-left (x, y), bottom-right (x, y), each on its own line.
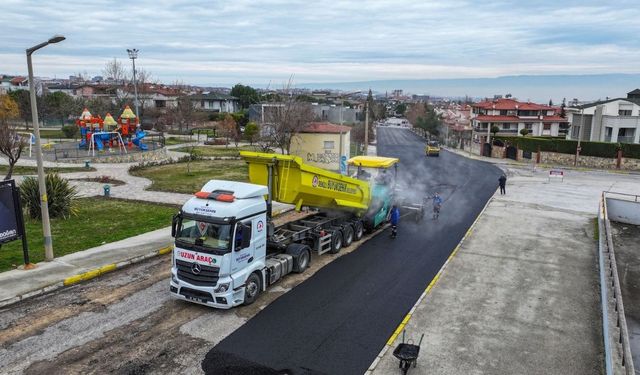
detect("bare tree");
top-left (264, 79), bottom-right (314, 154)
top-left (219, 114), bottom-right (237, 148)
top-left (103, 58), bottom-right (129, 85)
top-left (0, 125), bottom-right (25, 180)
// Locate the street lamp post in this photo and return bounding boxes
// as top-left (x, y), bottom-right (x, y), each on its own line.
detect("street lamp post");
top-left (575, 108), bottom-right (585, 166)
top-left (26, 35), bottom-right (65, 261)
top-left (126, 48), bottom-right (140, 119)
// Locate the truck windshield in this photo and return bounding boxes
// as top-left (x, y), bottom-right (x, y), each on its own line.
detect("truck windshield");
top-left (176, 218), bottom-right (232, 252)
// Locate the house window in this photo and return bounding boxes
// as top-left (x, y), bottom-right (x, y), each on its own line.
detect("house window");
top-left (155, 100), bottom-right (166, 108)
top-left (543, 123), bottom-right (551, 130)
top-left (324, 141), bottom-right (335, 149)
top-left (618, 110), bottom-right (632, 116)
top-left (499, 110), bottom-right (508, 116)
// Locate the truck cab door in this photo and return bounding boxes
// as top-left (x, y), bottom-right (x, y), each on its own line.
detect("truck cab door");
top-left (231, 221), bottom-right (254, 273)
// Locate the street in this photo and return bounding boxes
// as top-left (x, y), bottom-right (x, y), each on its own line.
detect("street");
top-left (0, 127), bottom-right (501, 374)
top-left (205, 128), bottom-right (501, 374)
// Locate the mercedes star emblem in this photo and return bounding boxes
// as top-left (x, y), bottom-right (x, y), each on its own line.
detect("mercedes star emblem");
top-left (191, 263), bottom-right (202, 275)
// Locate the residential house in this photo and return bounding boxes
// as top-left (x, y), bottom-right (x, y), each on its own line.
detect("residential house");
top-left (290, 122), bottom-right (351, 173)
top-left (311, 104), bottom-right (359, 124)
top-left (566, 89), bottom-right (640, 144)
top-left (189, 92), bottom-right (239, 113)
top-left (470, 98), bottom-right (568, 143)
top-left (0, 75), bottom-right (29, 94)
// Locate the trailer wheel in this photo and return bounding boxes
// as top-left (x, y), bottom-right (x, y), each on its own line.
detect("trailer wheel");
top-left (342, 225), bottom-right (354, 247)
top-left (353, 221), bottom-right (364, 241)
top-left (329, 230), bottom-right (343, 254)
top-left (243, 273), bottom-right (261, 306)
top-left (287, 244), bottom-right (311, 273)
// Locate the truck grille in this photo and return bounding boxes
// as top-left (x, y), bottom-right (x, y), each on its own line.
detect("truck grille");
top-left (176, 259), bottom-right (220, 286)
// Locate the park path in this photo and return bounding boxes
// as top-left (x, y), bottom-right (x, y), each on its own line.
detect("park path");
top-left (2, 143), bottom-right (223, 206)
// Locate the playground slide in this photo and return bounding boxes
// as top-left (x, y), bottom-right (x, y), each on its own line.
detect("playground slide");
top-left (132, 130), bottom-right (148, 151)
top-left (95, 136), bottom-right (104, 151)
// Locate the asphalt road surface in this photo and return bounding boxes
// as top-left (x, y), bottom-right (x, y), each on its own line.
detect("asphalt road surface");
top-left (205, 128), bottom-right (502, 374)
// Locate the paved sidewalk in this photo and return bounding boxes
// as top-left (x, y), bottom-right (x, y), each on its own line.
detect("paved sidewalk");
top-left (371, 163), bottom-right (640, 374)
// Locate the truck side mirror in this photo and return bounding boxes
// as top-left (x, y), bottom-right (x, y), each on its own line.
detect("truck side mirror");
top-left (171, 213), bottom-right (180, 237)
top-left (241, 225), bottom-right (252, 249)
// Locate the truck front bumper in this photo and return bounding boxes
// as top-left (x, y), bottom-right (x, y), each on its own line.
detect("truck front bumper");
top-left (169, 271), bottom-right (244, 309)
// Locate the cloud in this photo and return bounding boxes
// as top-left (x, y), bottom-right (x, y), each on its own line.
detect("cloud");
top-left (1, 0), bottom-right (639, 86)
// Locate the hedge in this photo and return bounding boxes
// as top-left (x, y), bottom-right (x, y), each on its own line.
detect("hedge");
top-left (495, 136), bottom-right (640, 159)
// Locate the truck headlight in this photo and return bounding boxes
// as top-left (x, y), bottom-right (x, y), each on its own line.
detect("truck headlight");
top-left (214, 283), bottom-right (230, 293)
top-left (171, 274), bottom-right (178, 284)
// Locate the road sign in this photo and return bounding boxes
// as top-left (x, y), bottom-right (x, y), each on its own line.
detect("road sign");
top-left (0, 180), bottom-right (31, 266)
top-left (0, 180), bottom-right (21, 244)
top-left (548, 169), bottom-right (564, 182)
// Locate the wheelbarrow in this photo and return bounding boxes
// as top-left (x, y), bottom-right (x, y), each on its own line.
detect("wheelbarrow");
top-left (393, 330), bottom-right (424, 374)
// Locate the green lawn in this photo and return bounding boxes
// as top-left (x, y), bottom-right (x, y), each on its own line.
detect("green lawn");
top-left (164, 137), bottom-right (188, 146)
top-left (0, 197), bottom-right (178, 272)
top-left (0, 165), bottom-right (96, 176)
top-left (130, 159), bottom-right (248, 194)
top-left (39, 129), bottom-right (74, 139)
top-left (174, 145), bottom-right (261, 157)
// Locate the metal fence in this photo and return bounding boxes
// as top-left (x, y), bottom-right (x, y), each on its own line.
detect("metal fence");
top-left (599, 191), bottom-right (636, 375)
top-left (42, 135), bottom-right (165, 161)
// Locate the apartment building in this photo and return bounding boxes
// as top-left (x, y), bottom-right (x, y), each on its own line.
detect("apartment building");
top-left (567, 89), bottom-right (640, 144)
top-left (470, 98), bottom-right (568, 142)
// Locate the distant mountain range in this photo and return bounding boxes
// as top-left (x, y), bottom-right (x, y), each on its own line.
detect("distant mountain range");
top-left (290, 74), bottom-right (640, 103)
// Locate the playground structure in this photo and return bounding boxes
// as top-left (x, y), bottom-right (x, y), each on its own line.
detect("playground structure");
top-left (76, 105), bottom-right (148, 156)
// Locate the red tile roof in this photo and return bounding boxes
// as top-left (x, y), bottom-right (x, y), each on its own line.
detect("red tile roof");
top-left (473, 98), bottom-right (553, 111)
top-left (475, 115), bottom-right (568, 122)
top-left (301, 122), bottom-right (352, 134)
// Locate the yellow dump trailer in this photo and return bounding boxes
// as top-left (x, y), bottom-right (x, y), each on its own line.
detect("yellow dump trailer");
top-left (240, 151), bottom-right (371, 213)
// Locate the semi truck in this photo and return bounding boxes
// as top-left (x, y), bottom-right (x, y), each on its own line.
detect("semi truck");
top-left (169, 152), bottom-right (400, 309)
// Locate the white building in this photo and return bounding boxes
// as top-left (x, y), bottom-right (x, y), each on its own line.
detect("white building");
top-left (567, 89), bottom-right (640, 144)
top-left (189, 92), bottom-right (239, 113)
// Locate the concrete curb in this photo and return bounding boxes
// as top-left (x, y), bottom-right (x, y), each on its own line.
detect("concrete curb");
top-left (0, 206), bottom-right (295, 309)
top-left (365, 190), bottom-right (496, 374)
top-left (0, 245), bottom-right (172, 309)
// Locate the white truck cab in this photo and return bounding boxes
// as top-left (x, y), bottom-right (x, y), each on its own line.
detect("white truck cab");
top-left (169, 180), bottom-right (269, 309)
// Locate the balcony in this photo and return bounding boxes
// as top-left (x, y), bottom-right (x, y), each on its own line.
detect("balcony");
top-left (617, 136), bottom-right (637, 144)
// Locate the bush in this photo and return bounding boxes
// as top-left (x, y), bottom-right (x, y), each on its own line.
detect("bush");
top-left (621, 143), bottom-right (640, 159)
top-left (62, 125), bottom-right (79, 138)
top-left (20, 173), bottom-right (78, 219)
top-left (496, 136), bottom-right (627, 158)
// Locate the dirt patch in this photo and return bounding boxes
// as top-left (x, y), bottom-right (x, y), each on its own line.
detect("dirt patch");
top-left (0, 256), bottom-right (170, 347)
top-left (24, 300), bottom-right (209, 375)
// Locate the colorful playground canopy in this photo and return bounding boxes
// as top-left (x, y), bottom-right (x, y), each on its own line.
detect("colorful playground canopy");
top-left (79, 108), bottom-right (92, 120)
top-left (120, 105), bottom-right (137, 119)
top-left (103, 113), bottom-right (117, 127)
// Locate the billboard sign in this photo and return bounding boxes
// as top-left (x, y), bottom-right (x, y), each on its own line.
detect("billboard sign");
top-left (0, 180), bottom-right (22, 244)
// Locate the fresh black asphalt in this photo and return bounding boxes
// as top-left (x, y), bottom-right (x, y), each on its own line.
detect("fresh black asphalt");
top-left (203, 128), bottom-right (502, 375)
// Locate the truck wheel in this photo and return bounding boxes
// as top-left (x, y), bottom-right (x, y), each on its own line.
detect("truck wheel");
top-left (353, 221), bottom-right (364, 241)
top-left (294, 248), bottom-right (310, 273)
top-left (329, 230), bottom-right (343, 254)
top-left (243, 273), bottom-right (261, 306)
top-left (342, 225), bottom-right (354, 247)
top-left (287, 243), bottom-right (311, 273)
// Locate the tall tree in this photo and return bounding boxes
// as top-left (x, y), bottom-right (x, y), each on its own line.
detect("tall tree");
top-left (264, 81), bottom-right (314, 154)
top-left (395, 103), bottom-right (407, 116)
top-left (219, 113), bottom-right (237, 148)
top-left (7, 90), bottom-right (32, 129)
top-left (0, 94), bottom-right (24, 180)
top-left (103, 58), bottom-right (129, 84)
top-left (43, 92), bottom-right (75, 125)
top-left (230, 84), bottom-right (260, 109)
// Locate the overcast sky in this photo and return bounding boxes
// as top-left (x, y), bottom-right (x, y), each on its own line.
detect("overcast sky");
top-left (2, 0), bottom-right (639, 88)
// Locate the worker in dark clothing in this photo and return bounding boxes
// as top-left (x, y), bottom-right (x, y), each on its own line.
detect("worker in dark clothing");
top-left (498, 175), bottom-right (507, 195)
top-left (390, 205), bottom-right (400, 238)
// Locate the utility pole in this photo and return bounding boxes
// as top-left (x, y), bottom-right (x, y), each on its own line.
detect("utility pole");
top-left (364, 101), bottom-right (369, 156)
top-left (575, 107), bottom-right (585, 166)
top-left (127, 48), bottom-right (140, 119)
